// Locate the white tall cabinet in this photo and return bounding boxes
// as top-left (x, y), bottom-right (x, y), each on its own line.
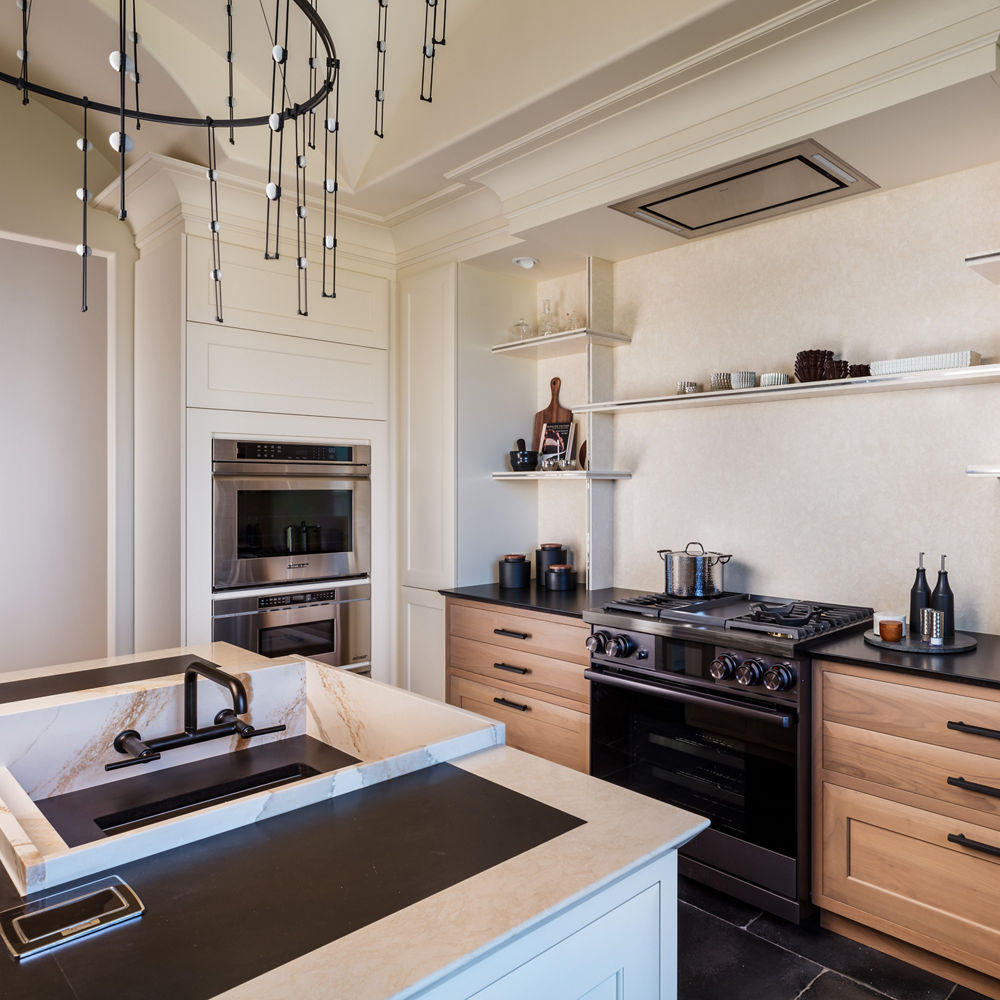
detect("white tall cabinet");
top-left (397, 262), bottom-right (537, 699)
top-left (122, 154), bottom-right (394, 680)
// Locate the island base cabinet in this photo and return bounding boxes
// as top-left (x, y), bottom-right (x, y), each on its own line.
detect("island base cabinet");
top-left (820, 782), bottom-right (1000, 980)
top-left (407, 853), bottom-right (677, 1000)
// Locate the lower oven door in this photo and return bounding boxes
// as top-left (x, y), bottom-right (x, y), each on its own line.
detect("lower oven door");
top-left (212, 590), bottom-right (371, 673)
top-left (587, 668), bottom-right (802, 899)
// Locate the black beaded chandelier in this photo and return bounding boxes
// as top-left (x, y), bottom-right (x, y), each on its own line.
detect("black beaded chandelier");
top-left (1, 0), bottom-right (450, 320)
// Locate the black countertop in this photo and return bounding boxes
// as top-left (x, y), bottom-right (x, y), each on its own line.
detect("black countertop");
top-left (0, 762), bottom-right (583, 999)
top-left (808, 628), bottom-right (1000, 690)
top-left (439, 582), bottom-right (648, 619)
top-left (443, 584), bottom-right (1000, 690)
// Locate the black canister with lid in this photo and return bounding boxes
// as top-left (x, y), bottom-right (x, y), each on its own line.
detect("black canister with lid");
top-left (498, 554), bottom-right (530, 589)
top-left (535, 544), bottom-right (568, 587)
top-left (545, 564), bottom-right (577, 591)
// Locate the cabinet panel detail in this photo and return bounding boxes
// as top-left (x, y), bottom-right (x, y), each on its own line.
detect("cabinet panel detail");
top-left (186, 236), bottom-right (389, 348)
top-left (823, 720), bottom-right (1000, 826)
top-left (448, 635), bottom-right (588, 705)
top-left (448, 673), bottom-right (588, 773)
top-left (822, 669), bottom-right (1000, 760)
top-left (821, 782), bottom-right (1000, 979)
top-left (448, 601), bottom-right (588, 665)
top-left (187, 322), bottom-right (388, 419)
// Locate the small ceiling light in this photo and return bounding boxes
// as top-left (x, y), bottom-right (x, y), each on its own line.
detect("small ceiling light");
top-left (512, 256), bottom-right (539, 270)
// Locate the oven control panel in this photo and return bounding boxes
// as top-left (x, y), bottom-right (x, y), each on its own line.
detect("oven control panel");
top-left (258, 589), bottom-right (338, 608)
top-left (585, 627), bottom-right (802, 704)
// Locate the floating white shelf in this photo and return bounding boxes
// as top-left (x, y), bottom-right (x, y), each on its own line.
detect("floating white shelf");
top-left (574, 363), bottom-right (1000, 414)
top-left (491, 328), bottom-right (631, 360)
top-left (966, 465), bottom-right (1000, 478)
top-left (491, 470), bottom-right (632, 481)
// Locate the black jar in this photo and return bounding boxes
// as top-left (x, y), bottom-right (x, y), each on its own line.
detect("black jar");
top-left (545, 564), bottom-right (577, 591)
top-left (498, 554), bottom-right (530, 589)
top-left (535, 544), bottom-right (568, 587)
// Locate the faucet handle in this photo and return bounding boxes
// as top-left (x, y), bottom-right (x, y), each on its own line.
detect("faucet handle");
top-left (105, 730), bottom-right (162, 771)
top-left (215, 709), bottom-right (286, 741)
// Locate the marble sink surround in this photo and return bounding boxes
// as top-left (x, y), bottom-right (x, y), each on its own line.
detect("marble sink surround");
top-left (0, 645), bottom-right (503, 896)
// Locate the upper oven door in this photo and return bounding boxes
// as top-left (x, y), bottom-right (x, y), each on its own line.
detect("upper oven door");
top-left (213, 475), bottom-right (371, 590)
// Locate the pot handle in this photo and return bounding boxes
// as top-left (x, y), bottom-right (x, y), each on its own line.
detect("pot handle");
top-left (716, 553), bottom-right (733, 565)
top-left (656, 549), bottom-right (670, 562)
top-left (684, 542), bottom-right (706, 556)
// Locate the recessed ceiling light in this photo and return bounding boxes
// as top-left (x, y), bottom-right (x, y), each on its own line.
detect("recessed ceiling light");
top-left (512, 256), bottom-right (539, 270)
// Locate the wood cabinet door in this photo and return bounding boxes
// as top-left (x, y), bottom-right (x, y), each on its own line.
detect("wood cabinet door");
top-left (820, 782), bottom-right (1000, 980)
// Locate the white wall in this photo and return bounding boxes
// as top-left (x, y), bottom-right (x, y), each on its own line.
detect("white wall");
top-left (0, 100), bottom-right (137, 664)
top-left (0, 239), bottom-right (108, 670)
top-left (538, 160), bottom-right (1000, 631)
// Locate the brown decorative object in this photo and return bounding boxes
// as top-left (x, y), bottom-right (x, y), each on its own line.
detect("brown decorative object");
top-left (579, 441), bottom-right (588, 470)
top-left (794, 349), bottom-right (833, 383)
top-left (849, 364), bottom-right (871, 378)
top-left (823, 358), bottom-right (850, 380)
top-left (532, 377), bottom-right (574, 456)
top-left (878, 620), bottom-right (903, 642)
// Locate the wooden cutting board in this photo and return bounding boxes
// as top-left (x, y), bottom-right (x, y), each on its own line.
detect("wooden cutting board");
top-left (532, 377), bottom-right (574, 453)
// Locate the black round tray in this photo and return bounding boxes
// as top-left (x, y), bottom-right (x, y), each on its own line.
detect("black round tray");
top-left (862, 629), bottom-right (978, 655)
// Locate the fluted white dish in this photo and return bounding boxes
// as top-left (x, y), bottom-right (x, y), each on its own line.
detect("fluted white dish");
top-left (729, 371), bottom-right (756, 389)
top-left (760, 372), bottom-right (790, 386)
top-left (869, 350), bottom-right (981, 376)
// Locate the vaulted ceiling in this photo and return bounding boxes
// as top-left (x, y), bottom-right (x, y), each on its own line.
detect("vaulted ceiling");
top-left (4, 0), bottom-right (1000, 275)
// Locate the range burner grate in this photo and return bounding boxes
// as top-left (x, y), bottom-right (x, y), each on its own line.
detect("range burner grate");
top-left (726, 601), bottom-right (872, 639)
top-left (602, 592), bottom-right (742, 618)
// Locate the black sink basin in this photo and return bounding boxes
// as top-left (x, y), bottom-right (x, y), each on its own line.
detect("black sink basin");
top-left (37, 736), bottom-right (360, 847)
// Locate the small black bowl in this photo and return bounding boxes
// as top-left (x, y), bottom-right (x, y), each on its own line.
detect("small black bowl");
top-left (509, 450), bottom-right (539, 472)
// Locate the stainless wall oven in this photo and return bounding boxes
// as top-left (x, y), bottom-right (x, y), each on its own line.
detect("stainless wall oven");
top-left (212, 582), bottom-right (371, 674)
top-left (212, 439), bottom-right (371, 591)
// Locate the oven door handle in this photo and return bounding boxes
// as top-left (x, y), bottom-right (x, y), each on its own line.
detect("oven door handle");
top-left (584, 669), bottom-right (797, 728)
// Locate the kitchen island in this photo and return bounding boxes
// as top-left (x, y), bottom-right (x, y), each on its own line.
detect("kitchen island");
top-left (0, 644), bottom-right (707, 1000)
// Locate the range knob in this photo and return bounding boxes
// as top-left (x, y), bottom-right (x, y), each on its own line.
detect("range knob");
top-left (606, 634), bottom-right (635, 658)
top-left (735, 658), bottom-right (766, 687)
top-left (586, 631), bottom-right (611, 655)
top-left (709, 653), bottom-right (738, 680)
top-left (763, 664), bottom-right (795, 692)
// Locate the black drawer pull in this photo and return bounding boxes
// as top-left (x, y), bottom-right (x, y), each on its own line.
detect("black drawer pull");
top-left (947, 776), bottom-right (1000, 799)
top-left (494, 628), bottom-right (529, 640)
top-left (493, 662), bottom-right (529, 675)
top-left (947, 720), bottom-right (1000, 742)
top-left (947, 832), bottom-right (1000, 858)
top-left (493, 696), bottom-right (529, 712)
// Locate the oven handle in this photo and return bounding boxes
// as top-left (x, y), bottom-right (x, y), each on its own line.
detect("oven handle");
top-left (584, 669), bottom-right (797, 728)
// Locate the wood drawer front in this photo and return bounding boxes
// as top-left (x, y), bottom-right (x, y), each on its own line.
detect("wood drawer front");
top-left (448, 674), bottom-right (588, 773)
top-left (823, 721), bottom-right (1000, 827)
top-left (448, 602), bottom-right (588, 665)
top-left (448, 635), bottom-right (589, 706)
top-left (823, 670), bottom-right (1000, 760)
top-left (822, 782), bottom-right (1000, 978)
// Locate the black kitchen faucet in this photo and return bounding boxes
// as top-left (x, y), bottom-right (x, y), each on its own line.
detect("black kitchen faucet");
top-left (106, 661), bottom-right (285, 771)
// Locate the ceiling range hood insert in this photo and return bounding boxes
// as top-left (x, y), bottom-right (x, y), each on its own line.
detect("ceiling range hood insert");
top-left (610, 140), bottom-right (878, 239)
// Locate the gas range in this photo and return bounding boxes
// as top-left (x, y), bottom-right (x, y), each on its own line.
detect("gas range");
top-left (583, 590), bottom-right (872, 922)
top-left (585, 592), bottom-right (872, 657)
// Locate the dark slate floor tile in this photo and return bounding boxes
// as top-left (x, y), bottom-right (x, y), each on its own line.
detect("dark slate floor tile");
top-left (748, 913), bottom-right (954, 1000)
top-left (678, 902), bottom-right (822, 1000)
top-left (678, 875), bottom-right (764, 928)
top-left (799, 971), bottom-right (887, 999)
top-left (949, 987), bottom-right (995, 1000)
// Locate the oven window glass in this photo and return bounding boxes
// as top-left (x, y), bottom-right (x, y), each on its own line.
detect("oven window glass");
top-left (259, 620), bottom-right (335, 658)
top-left (236, 489), bottom-right (353, 558)
top-left (590, 680), bottom-right (797, 857)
